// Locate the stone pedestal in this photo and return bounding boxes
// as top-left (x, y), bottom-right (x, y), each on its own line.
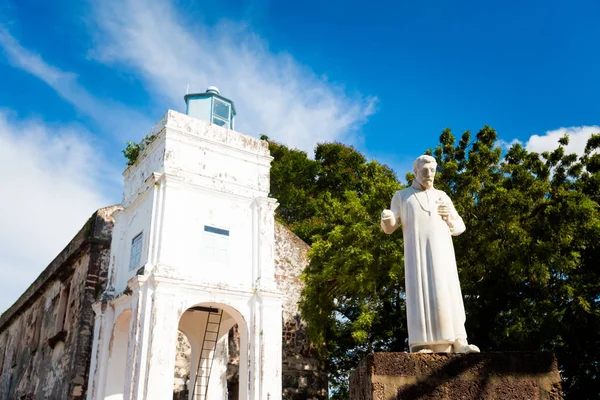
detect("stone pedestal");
top-left (349, 352), bottom-right (562, 400)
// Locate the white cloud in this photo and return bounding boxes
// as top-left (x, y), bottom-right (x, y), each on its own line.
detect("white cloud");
top-left (0, 26), bottom-right (152, 140)
top-left (497, 138), bottom-right (522, 151)
top-left (525, 126), bottom-right (600, 155)
top-left (0, 111), bottom-right (116, 312)
top-left (88, 0), bottom-right (376, 153)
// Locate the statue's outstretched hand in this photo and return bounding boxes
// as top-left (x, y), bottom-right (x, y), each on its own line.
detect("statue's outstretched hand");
top-left (381, 209), bottom-right (397, 234)
top-left (381, 209), bottom-right (394, 220)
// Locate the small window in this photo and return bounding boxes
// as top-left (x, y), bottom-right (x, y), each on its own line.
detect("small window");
top-left (54, 282), bottom-right (71, 334)
top-left (204, 226), bottom-right (230, 236)
top-left (203, 226), bottom-right (229, 263)
top-left (129, 232), bottom-right (143, 270)
top-left (212, 98), bottom-right (230, 128)
top-left (213, 98), bottom-right (230, 120)
top-left (211, 117), bottom-right (228, 127)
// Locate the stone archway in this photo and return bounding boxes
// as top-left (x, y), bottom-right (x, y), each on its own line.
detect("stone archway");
top-left (177, 303), bottom-right (248, 400)
top-left (104, 309), bottom-right (131, 400)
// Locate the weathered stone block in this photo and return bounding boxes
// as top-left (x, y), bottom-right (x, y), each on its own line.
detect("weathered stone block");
top-left (349, 352), bottom-right (562, 400)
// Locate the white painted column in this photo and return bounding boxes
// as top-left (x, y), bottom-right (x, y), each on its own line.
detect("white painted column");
top-left (128, 276), bottom-right (155, 400)
top-left (140, 280), bottom-right (180, 400)
top-left (87, 302), bottom-right (112, 400)
top-left (247, 293), bottom-right (260, 399)
top-left (253, 197), bottom-right (278, 291)
top-left (237, 317), bottom-right (250, 400)
top-left (93, 303), bottom-right (116, 400)
top-left (258, 292), bottom-right (283, 400)
top-left (122, 281), bottom-right (143, 400)
top-left (252, 196), bottom-right (283, 399)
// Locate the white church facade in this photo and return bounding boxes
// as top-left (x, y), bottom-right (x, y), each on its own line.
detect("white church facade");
top-left (0, 89), bottom-right (327, 400)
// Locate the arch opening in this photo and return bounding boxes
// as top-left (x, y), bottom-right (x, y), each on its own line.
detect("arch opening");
top-left (105, 309), bottom-right (131, 400)
top-left (175, 303), bottom-right (248, 400)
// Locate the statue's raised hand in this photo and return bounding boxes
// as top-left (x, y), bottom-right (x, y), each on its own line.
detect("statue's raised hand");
top-left (381, 209), bottom-right (398, 234)
top-left (436, 200), bottom-right (451, 221)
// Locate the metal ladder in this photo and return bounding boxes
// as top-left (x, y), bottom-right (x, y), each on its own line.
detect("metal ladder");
top-left (191, 306), bottom-right (223, 399)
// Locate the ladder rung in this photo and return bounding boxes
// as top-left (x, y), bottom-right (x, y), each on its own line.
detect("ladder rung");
top-left (192, 308), bottom-right (224, 400)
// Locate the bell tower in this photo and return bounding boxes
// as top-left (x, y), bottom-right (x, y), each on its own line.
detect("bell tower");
top-left (87, 88), bottom-right (283, 400)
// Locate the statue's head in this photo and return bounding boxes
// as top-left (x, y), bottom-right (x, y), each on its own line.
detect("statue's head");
top-left (413, 155), bottom-right (437, 190)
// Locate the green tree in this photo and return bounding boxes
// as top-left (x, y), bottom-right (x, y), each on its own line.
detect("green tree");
top-left (266, 140), bottom-right (404, 396)
top-left (267, 139), bottom-right (320, 225)
top-left (431, 127), bottom-right (600, 398)
top-left (266, 129), bottom-right (600, 398)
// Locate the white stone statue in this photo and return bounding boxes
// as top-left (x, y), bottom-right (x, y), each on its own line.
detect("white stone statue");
top-left (381, 155), bottom-right (480, 354)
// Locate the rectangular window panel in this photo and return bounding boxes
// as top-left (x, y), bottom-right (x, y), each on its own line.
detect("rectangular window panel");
top-left (129, 232), bottom-right (143, 270)
top-left (211, 115), bottom-right (228, 127)
top-left (203, 226), bottom-right (229, 264)
top-left (213, 98), bottom-right (230, 120)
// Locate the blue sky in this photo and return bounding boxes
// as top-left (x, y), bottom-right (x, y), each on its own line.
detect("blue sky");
top-left (1, 0), bottom-right (599, 311)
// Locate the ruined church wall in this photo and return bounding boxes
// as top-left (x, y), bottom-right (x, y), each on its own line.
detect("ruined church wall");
top-left (0, 207), bottom-right (117, 400)
top-left (274, 222), bottom-right (328, 400)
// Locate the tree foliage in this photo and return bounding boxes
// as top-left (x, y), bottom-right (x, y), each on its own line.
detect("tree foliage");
top-left (122, 134), bottom-right (157, 166)
top-left (266, 129), bottom-right (600, 399)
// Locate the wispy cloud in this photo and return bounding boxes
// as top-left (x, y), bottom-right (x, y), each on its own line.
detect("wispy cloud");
top-left (525, 125), bottom-right (600, 155)
top-left (496, 138), bottom-right (522, 151)
top-left (0, 111), bottom-right (118, 312)
top-left (88, 0), bottom-right (377, 153)
top-left (0, 26), bottom-right (152, 140)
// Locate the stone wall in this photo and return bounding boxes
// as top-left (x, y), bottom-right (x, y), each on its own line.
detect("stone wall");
top-left (173, 332), bottom-right (191, 399)
top-left (0, 206), bottom-right (118, 400)
top-left (349, 352), bottom-right (563, 400)
top-left (274, 222), bottom-right (328, 400)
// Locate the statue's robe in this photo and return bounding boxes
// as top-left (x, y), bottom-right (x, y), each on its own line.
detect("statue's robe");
top-left (386, 182), bottom-right (467, 351)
